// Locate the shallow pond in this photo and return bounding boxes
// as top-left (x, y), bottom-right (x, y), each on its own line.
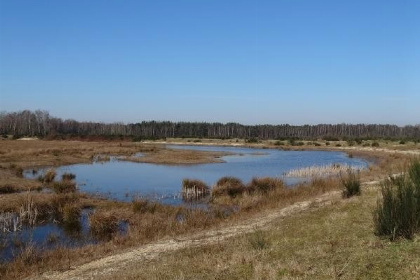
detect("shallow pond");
top-left (25, 145), bottom-right (368, 205)
top-left (0, 209), bottom-right (127, 263)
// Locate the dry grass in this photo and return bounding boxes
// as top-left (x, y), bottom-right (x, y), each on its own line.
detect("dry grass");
top-left (211, 177), bottom-right (246, 198)
top-left (0, 139), bottom-right (417, 279)
top-left (96, 187), bottom-right (420, 280)
top-left (121, 148), bottom-right (230, 165)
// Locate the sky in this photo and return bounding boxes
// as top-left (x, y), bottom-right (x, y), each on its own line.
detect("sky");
top-left (0, 0), bottom-right (419, 125)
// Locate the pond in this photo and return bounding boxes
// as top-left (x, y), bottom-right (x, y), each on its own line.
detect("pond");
top-left (25, 145), bottom-right (368, 205)
top-left (3, 145), bottom-right (366, 262)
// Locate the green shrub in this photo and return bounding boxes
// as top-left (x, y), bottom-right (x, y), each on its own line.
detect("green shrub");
top-left (374, 175), bottom-right (417, 240)
top-left (341, 169), bottom-right (361, 198)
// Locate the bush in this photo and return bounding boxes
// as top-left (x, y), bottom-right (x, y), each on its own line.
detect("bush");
top-left (211, 177), bottom-right (245, 198)
top-left (274, 140), bottom-right (285, 146)
top-left (341, 169), bottom-right (361, 198)
top-left (374, 160), bottom-right (420, 240)
top-left (245, 138), bottom-right (259, 143)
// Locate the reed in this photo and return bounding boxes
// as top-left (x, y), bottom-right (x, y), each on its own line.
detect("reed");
top-left (181, 179), bottom-right (210, 200)
top-left (283, 163), bottom-right (364, 178)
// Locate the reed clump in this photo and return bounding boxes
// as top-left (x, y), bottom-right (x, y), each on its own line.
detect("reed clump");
top-left (52, 180), bottom-right (77, 193)
top-left (89, 211), bottom-right (119, 239)
top-left (61, 172), bottom-right (76, 181)
top-left (182, 179), bottom-right (210, 200)
top-left (62, 204), bottom-right (81, 231)
top-left (39, 169), bottom-right (56, 184)
top-left (211, 177), bottom-right (245, 198)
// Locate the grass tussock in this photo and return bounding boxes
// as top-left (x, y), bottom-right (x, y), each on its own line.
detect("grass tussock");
top-left (52, 179), bottom-right (77, 193)
top-left (248, 230), bottom-right (271, 250)
top-left (89, 212), bottom-right (119, 239)
top-left (340, 169), bottom-right (361, 198)
top-left (62, 204), bottom-right (81, 231)
top-left (211, 177), bottom-right (245, 198)
top-left (374, 159), bottom-right (420, 240)
top-left (247, 177), bottom-right (284, 194)
top-left (132, 199), bottom-right (159, 214)
top-left (39, 169), bottom-right (56, 184)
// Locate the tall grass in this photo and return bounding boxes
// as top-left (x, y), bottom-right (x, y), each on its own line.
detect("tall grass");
top-left (340, 169), bottom-right (361, 198)
top-left (374, 159), bottom-right (420, 240)
top-left (247, 177), bottom-right (284, 194)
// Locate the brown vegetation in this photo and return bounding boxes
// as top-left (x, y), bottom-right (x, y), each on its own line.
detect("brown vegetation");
top-left (0, 139), bottom-right (417, 279)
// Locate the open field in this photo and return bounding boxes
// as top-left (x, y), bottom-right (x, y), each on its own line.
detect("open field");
top-left (0, 138), bottom-right (419, 279)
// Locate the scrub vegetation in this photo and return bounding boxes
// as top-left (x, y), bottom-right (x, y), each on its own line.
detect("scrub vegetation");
top-left (0, 137), bottom-right (419, 279)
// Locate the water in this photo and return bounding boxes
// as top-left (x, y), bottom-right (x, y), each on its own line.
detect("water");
top-left (7, 145), bottom-right (366, 262)
top-left (0, 208), bottom-right (128, 263)
top-left (25, 145), bottom-right (368, 205)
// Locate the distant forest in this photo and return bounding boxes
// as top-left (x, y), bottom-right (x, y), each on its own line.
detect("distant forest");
top-left (1, 110), bottom-right (419, 141)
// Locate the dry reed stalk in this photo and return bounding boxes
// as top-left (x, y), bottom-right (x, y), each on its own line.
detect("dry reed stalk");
top-left (283, 163), bottom-right (364, 178)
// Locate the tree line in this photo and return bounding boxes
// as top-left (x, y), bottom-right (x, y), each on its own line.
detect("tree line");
top-left (1, 110), bottom-right (419, 140)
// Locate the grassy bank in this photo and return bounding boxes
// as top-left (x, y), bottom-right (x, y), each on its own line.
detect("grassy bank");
top-left (98, 186), bottom-right (420, 280)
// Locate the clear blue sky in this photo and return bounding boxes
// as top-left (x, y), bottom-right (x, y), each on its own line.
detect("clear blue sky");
top-left (0, 0), bottom-right (419, 125)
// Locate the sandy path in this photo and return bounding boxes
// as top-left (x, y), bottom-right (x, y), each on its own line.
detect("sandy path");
top-left (29, 180), bottom-right (381, 280)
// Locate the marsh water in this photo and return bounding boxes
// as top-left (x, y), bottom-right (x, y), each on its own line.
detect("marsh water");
top-left (1, 145), bottom-right (366, 262)
top-left (26, 145), bottom-right (367, 204)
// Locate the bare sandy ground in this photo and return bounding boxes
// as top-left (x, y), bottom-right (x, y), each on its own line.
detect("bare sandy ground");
top-left (28, 179), bottom-right (382, 280)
